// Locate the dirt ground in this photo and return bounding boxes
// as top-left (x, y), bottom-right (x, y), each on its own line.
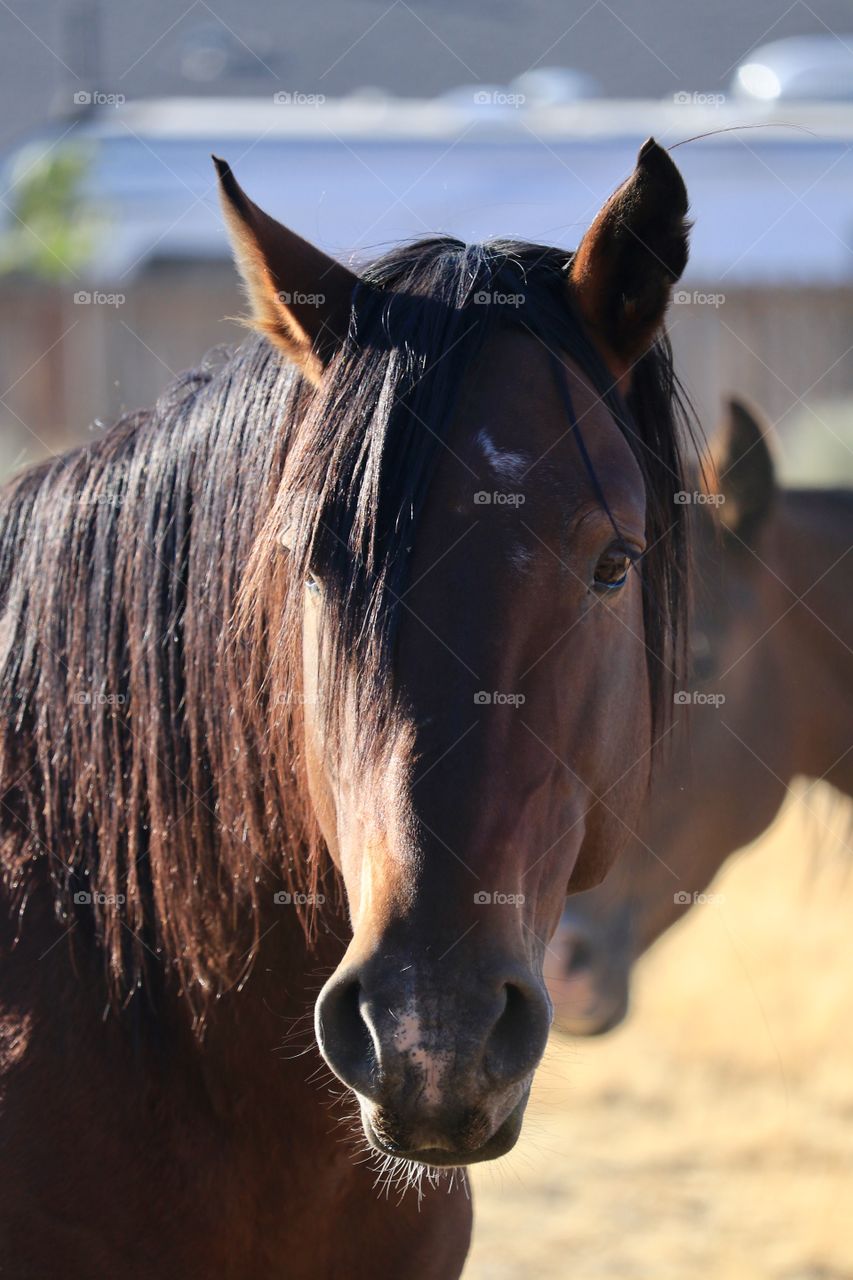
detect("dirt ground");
top-left (465, 784), bottom-right (853, 1280)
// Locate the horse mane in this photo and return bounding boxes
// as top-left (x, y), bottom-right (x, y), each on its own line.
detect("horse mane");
top-left (0, 237), bottom-right (695, 1018)
top-left (0, 345), bottom-right (318, 1016)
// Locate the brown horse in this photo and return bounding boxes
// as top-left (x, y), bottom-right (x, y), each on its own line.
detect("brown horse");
top-left (547, 398), bottom-right (853, 1035)
top-left (0, 142), bottom-right (693, 1277)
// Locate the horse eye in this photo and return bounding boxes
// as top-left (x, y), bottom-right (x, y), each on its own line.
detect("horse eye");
top-left (305, 572), bottom-right (321, 595)
top-left (593, 548), bottom-right (631, 591)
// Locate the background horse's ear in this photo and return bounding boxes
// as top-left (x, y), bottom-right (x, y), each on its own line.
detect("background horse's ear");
top-left (568, 138), bottom-right (690, 378)
top-left (213, 156), bottom-right (359, 385)
top-left (712, 397), bottom-right (777, 547)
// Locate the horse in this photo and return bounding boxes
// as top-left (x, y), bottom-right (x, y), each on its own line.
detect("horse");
top-left (546, 397), bottom-right (853, 1036)
top-left (0, 140), bottom-right (694, 1277)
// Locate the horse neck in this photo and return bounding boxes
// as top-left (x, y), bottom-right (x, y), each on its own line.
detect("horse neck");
top-left (188, 902), bottom-right (347, 1110)
top-left (765, 489), bottom-right (853, 793)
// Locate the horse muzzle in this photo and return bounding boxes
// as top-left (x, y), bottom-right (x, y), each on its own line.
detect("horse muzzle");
top-left (315, 955), bottom-right (551, 1165)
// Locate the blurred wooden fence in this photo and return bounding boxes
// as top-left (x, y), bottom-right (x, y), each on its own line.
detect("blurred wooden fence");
top-left (0, 266), bottom-right (852, 478)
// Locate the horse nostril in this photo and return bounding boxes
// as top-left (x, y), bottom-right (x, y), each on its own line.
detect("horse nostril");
top-left (485, 980), bottom-right (550, 1087)
top-left (566, 937), bottom-right (595, 975)
top-left (315, 973), bottom-right (375, 1097)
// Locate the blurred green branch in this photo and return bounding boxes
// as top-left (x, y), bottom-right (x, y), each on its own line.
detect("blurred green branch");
top-left (0, 145), bottom-right (100, 282)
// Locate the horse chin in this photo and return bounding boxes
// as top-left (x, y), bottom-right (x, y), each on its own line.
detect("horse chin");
top-left (358, 1087), bottom-right (530, 1169)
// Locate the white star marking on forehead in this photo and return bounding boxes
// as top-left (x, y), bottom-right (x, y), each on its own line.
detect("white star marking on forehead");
top-left (476, 429), bottom-right (529, 484)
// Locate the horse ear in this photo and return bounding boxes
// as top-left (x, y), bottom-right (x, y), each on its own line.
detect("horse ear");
top-left (568, 138), bottom-right (690, 377)
top-left (213, 156), bottom-right (359, 385)
top-left (712, 397), bottom-right (777, 546)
